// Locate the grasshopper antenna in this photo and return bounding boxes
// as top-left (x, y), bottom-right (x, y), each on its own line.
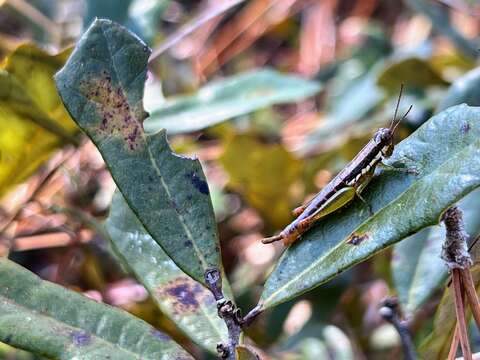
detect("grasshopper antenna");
top-left (394, 104), bottom-right (413, 131)
top-left (390, 83), bottom-right (413, 134)
top-left (390, 83), bottom-right (404, 129)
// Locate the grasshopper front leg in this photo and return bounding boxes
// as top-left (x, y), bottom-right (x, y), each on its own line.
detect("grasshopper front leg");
top-left (352, 173), bottom-right (374, 215)
top-left (378, 162), bottom-right (418, 175)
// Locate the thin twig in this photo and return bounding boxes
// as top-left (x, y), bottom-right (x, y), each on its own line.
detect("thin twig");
top-left (0, 148), bottom-right (75, 238)
top-left (241, 304), bottom-right (263, 327)
top-left (149, 0), bottom-right (246, 63)
top-left (448, 324), bottom-right (460, 360)
top-left (460, 269), bottom-right (480, 330)
top-left (452, 269), bottom-right (472, 360)
top-left (379, 298), bottom-right (417, 360)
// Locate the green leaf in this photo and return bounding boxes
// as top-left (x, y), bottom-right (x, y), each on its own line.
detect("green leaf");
top-left (0, 258), bottom-right (192, 360)
top-left (105, 191), bottom-right (228, 353)
top-left (285, 338), bottom-right (329, 360)
top-left (377, 57), bottom-right (448, 93)
top-left (392, 188), bottom-right (480, 313)
top-left (83, 0), bottom-right (132, 28)
top-left (326, 62), bottom-right (384, 124)
top-left (55, 19), bottom-right (221, 285)
top-left (0, 343), bottom-right (37, 360)
top-left (143, 69), bottom-right (321, 135)
top-left (438, 67), bottom-right (480, 111)
top-left (300, 62), bottom-right (384, 155)
top-left (0, 44), bottom-right (77, 198)
top-left (419, 262), bottom-right (480, 359)
top-left (260, 104), bottom-right (480, 309)
top-left (128, 0), bottom-right (171, 44)
top-left (391, 229), bottom-right (433, 312)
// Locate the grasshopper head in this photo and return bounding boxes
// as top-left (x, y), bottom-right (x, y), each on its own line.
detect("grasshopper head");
top-left (379, 84), bottom-right (413, 157)
top-left (377, 84), bottom-right (413, 157)
top-left (374, 128), bottom-right (394, 156)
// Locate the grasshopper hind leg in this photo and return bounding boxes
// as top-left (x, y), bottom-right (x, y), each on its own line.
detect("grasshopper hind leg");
top-left (262, 234), bottom-right (284, 244)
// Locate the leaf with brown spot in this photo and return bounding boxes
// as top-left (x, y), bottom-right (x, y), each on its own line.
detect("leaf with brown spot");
top-left (346, 232), bottom-right (369, 246)
top-left (55, 19), bottom-right (221, 285)
top-left (106, 191), bottom-right (228, 353)
top-left (260, 104), bottom-right (480, 309)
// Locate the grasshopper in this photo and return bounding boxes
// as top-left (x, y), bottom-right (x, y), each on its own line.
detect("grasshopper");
top-left (262, 86), bottom-right (412, 246)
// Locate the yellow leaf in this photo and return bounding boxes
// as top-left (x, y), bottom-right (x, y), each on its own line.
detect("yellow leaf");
top-left (0, 44), bottom-right (77, 198)
top-left (220, 135), bottom-right (302, 228)
top-left (2, 44), bottom-right (76, 133)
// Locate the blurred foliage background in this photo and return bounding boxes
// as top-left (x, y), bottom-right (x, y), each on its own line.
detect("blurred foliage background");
top-left (0, 0), bottom-right (480, 359)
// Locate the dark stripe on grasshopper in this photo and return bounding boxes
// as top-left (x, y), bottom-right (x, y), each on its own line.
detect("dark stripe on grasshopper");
top-left (304, 138), bottom-right (389, 218)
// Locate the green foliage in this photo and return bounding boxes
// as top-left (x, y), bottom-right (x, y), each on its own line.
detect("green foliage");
top-left (0, 258), bottom-right (192, 359)
top-left (439, 67), bottom-right (480, 110)
top-left (2, 2), bottom-right (480, 358)
top-left (83, 0), bottom-right (170, 44)
top-left (55, 19), bottom-right (221, 286)
top-left (144, 69), bottom-right (320, 135)
top-left (260, 105), bottom-right (480, 308)
top-left (405, 0), bottom-right (478, 58)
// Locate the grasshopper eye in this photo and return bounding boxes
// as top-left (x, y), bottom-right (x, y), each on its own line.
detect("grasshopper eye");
top-left (373, 131), bottom-right (385, 144)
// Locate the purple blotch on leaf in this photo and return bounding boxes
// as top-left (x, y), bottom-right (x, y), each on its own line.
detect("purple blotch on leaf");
top-left (167, 283), bottom-right (199, 308)
top-left (151, 329), bottom-right (171, 341)
top-left (187, 172), bottom-right (209, 195)
top-left (70, 331), bottom-right (91, 346)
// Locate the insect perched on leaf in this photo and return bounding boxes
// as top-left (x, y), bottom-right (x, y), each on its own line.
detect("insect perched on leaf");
top-left (262, 85), bottom-right (413, 246)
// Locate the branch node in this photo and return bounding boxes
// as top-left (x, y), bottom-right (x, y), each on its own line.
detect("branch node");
top-left (205, 268), bottom-right (261, 359)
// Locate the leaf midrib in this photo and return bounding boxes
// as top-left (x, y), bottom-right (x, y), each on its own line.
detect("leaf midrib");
top-left (98, 23), bottom-right (208, 271)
